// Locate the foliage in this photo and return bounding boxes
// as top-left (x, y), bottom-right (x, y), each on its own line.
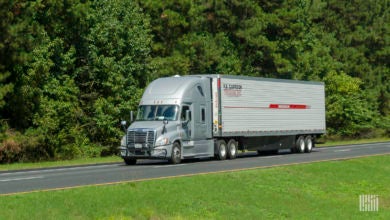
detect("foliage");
top-left (324, 71), bottom-right (378, 136)
top-left (0, 0), bottom-right (388, 162)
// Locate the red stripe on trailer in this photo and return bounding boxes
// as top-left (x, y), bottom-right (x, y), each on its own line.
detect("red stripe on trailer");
top-left (269, 104), bottom-right (309, 109)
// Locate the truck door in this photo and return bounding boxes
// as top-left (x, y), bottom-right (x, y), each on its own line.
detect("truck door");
top-left (180, 105), bottom-right (192, 141)
top-left (193, 84), bottom-right (208, 139)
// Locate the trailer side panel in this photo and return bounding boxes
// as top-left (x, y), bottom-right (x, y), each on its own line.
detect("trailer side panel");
top-left (212, 76), bottom-right (325, 137)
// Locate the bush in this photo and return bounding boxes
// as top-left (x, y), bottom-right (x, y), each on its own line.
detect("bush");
top-left (0, 138), bottom-right (22, 163)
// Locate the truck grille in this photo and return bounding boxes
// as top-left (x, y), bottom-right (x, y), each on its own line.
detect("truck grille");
top-left (127, 130), bottom-right (155, 148)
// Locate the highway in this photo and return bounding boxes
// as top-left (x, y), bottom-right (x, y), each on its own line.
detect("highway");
top-left (0, 142), bottom-right (389, 195)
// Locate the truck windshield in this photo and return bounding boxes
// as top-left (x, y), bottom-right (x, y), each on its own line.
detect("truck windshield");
top-left (136, 105), bottom-right (179, 121)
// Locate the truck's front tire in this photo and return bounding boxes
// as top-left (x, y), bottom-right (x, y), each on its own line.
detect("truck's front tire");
top-left (124, 158), bottom-right (137, 165)
top-left (169, 142), bottom-right (182, 164)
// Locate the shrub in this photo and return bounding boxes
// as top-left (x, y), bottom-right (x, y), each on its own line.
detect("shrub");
top-left (0, 138), bottom-right (22, 163)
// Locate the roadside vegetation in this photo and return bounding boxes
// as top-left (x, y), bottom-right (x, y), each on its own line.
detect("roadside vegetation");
top-left (1, 155), bottom-right (389, 219)
top-left (1, 0), bottom-right (389, 164)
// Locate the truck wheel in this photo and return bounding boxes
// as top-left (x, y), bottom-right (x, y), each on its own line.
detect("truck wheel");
top-left (169, 142), bottom-right (182, 164)
top-left (227, 139), bottom-right (237, 159)
top-left (216, 140), bottom-right (227, 160)
top-left (296, 136), bottom-right (305, 153)
top-left (304, 136), bottom-right (313, 153)
top-left (124, 158), bottom-right (137, 165)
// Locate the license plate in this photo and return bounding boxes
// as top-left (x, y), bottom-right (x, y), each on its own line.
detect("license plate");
top-left (134, 144), bottom-right (142, 149)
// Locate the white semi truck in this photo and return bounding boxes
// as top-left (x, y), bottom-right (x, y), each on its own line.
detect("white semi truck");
top-left (119, 75), bottom-right (325, 165)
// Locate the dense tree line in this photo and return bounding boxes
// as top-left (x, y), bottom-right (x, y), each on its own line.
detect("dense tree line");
top-left (0, 0), bottom-right (388, 163)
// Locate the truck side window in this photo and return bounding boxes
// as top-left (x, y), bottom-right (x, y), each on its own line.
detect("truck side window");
top-left (201, 107), bottom-right (205, 123)
top-left (181, 106), bottom-right (190, 121)
top-left (197, 85), bottom-right (204, 97)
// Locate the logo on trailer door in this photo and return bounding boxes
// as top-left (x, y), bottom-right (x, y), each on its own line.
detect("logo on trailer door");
top-left (223, 83), bottom-right (242, 97)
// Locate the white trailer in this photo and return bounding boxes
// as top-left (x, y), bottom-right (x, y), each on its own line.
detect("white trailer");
top-left (119, 75), bottom-right (325, 164)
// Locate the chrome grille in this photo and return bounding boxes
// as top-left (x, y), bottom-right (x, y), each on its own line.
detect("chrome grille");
top-left (127, 130), bottom-right (155, 148)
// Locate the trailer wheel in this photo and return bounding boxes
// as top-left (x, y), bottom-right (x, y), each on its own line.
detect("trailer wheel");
top-left (169, 142), bottom-right (182, 164)
top-left (216, 140), bottom-right (227, 160)
top-left (304, 136), bottom-right (313, 153)
top-left (227, 139), bottom-right (237, 159)
top-left (124, 158), bottom-right (137, 165)
top-left (296, 136), bottom-right (305, 153)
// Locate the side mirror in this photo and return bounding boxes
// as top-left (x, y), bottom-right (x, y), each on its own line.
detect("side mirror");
top-left (121, 120), bottom-right (127, 132)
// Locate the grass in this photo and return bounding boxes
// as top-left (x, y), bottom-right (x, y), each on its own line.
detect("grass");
top-left (0, 156), bottom-right (122, 171)
top-left (0, 155), bottom-right (389, 219)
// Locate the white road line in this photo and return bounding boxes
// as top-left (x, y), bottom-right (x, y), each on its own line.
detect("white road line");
top-left (0, 176), bottom-right (44, 182)
top-left (265, 155), bottom-right (284, 158)
top-left (334, 149), bottom-right (352, 152)
top-left (0, 164), bottom-right (118, 176)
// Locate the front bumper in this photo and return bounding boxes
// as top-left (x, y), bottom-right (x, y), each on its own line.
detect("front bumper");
top-left (118, 144), bottom-right (173, 159)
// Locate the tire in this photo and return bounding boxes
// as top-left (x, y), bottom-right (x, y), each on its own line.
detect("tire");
top-left (296, 136), bottom-right (305, 153)
top-left (124, 158), bottom-right (137, 165)
top-left (227, 139), bottom-right (237, 159)
top-left (216, 140), bottom-right (227, 160)
top-left (304, 136), bottom-right (313, 153)
top-left (169, 142), bottom-right (182, 164)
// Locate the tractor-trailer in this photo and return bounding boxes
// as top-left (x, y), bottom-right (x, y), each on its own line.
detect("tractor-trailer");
top-left (119, 75), bottom-right (325, 165)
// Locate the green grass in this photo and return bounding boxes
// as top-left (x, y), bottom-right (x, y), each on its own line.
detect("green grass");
top-left (0, 156), bottom-right (122, 171)
top-left (317, 137), bottom-right (390, 147)
top-left (1, 155), bottom-right (389, 219)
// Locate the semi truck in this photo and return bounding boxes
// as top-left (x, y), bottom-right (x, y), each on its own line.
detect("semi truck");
top-left (119, 74), bottom-right (325, 165)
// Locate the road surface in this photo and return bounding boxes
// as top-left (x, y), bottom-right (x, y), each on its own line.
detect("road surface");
top-left (0, 142), bottom-right (389, 195)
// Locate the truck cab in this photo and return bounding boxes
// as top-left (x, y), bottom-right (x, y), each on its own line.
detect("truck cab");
top-left (119, 75), bottom-right (214, 165)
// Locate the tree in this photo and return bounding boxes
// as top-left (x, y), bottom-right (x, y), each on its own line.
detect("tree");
top-left (324, 71), bottom-right (378, 136)
top-left (83, 0), bottom-right (152, 147)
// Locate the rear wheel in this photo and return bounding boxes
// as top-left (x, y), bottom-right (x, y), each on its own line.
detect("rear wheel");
top-left (227, 139), bottom-right (237, 159)
top-left (304, 136), bottom-right (313, 153)
top-left (170, 142), bottom-right (182, 164)
top-left (216, 140), bottom-right (227, 160)
top-left (124, 158), bottom-right (137, 165)
top-left (296, 136), bottom-right (305, 153)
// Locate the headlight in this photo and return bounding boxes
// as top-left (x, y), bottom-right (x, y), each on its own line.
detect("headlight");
top-left (120, 135), bottom-right (126, 147)
top-left (155, 136), bottom-right (169, 146)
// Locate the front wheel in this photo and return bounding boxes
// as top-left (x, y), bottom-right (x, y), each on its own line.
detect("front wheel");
top-left (169, 142), bottom-right (182, 164)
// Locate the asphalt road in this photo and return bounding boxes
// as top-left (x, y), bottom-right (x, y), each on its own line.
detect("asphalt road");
top-left (1, 142), bottom-right (389, 195)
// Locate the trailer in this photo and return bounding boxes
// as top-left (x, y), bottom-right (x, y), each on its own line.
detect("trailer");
top-left (119, 75), bottom-right (325, 165)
